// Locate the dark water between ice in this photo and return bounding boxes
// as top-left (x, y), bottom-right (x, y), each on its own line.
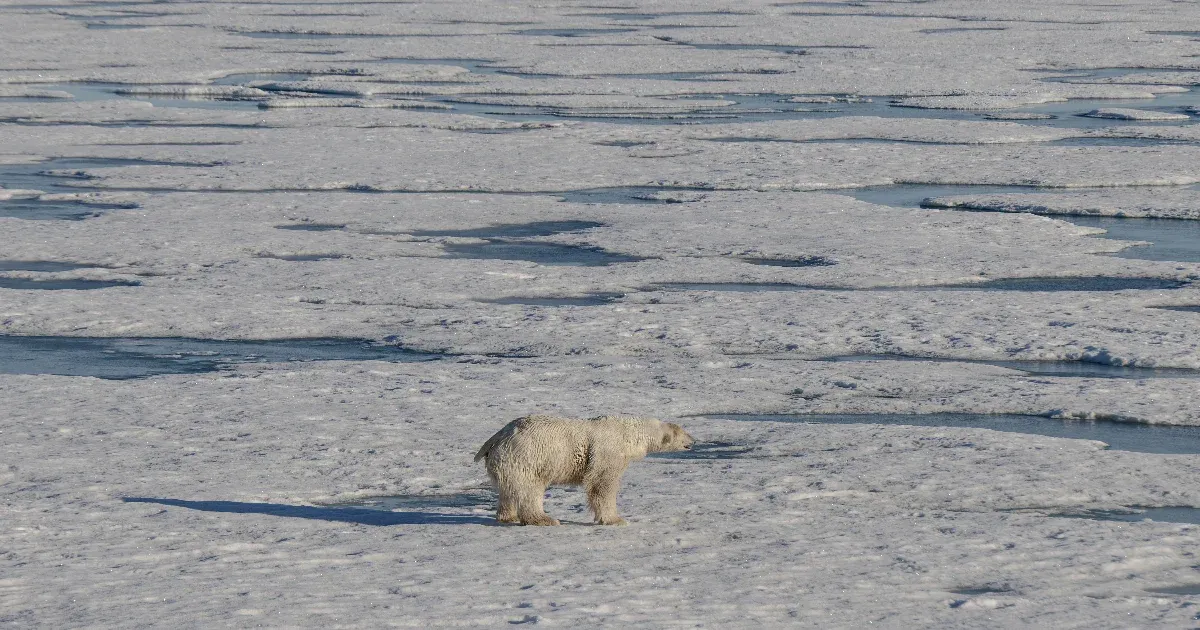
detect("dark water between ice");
top-left (1052, 507), bottom-right (1200, 526)
top-left (0, 277), bottom-right (138, 290)
top-left (0, 261), bottom-right (135, 290)
top-left (709, 136), bottom-right (1197, 147)
top-left (835, 183), bottom-right (1066, 209)
top-left (275, 223), bottom-right (347, 232)
top-left (820, 354), bottom-right (1200, 379)
top-left (479, 293), bottom-right (625, 306)
top-left (0, 261), bottom-right (98, 272)
top-left (740, 255), bottom-right (837, 267)
top-left (441, 241), bottom-right (646, 266)
top-left (420, 88), bottom-right (1197, 128)
top-left (409, 220), bottom-right (603, 238)
top-left (711, 413), bottom-right (1200, 454)
top-left (514, 27), bottom-right (639, 37)
top-left (1, 157), bottom-right (211, 194)
top-left (237, 30), bottom-right (399, 39)
top-left (21, 82), bottom-right (263, 110)
top-left (0, 336), bottom-right (440, 379)
top-left (1035, 66), bottom-right (1200, 85)
top-left (257, 253), bottom-right (347, 261)
top-left (830, 183), bottom-right (1200, 263)
top-left (655, 277), bottom-right (1186, 292)
top-left (555, 187), bottom-right (706, 204)
top-left (1067, 216), bottom-right (1200, 263)
top-left (13, 63), bottom-right (1199, 128)
top-left (0, 199), bottom-right (136, 220)
top-left (1145, 583), bottom-right (1200, 595)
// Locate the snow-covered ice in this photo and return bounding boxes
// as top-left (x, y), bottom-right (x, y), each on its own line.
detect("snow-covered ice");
top-left (1082, 107), bottom-right (1193, 121)
top-left (4, 0), bottom-right (1200, 627)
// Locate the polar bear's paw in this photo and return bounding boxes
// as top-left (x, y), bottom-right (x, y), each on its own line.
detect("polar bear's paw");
top-left (521, 513), bottom-right (561, 526)
top-left (596, 516), bottom-right (628, 526)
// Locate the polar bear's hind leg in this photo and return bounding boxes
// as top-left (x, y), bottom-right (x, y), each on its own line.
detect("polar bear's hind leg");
top-left (494, 473), bottom-right (522, 524)
top-left (516, 480), bottom-right (559, 526)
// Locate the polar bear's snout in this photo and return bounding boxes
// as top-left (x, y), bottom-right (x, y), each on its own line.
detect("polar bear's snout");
top-left (660, 421), bottom-right (696, 452)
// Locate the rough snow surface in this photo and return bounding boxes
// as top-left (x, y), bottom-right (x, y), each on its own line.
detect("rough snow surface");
top-left (4, 0), bottom-right (1200, 627)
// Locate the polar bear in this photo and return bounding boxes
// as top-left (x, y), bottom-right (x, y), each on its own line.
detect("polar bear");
top-left (474, 414), bottom-right (695, 526)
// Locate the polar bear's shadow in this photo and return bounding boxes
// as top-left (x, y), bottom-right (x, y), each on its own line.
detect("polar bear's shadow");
top-left (360, 489), bottom-right (606, 527)
top-left (647, 440), bottom-right (753, 460)
top-left (124, 496), bottom-right (495, 526)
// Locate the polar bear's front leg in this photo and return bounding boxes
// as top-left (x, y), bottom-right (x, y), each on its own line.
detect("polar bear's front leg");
top-left (585, 462), bottom-right (630, 526)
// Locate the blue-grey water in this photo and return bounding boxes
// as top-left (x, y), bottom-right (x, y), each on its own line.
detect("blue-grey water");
top-left (820, 354), bottom-right (1199, 379)
top-left (831, 183), bottom-right (1200, 263)
top-left (655, 277), bottom-right (1186, 292)
top-left (440, 241), bottom-right (646, 266)
top-left (711, 413), bottom-right (1200, 454)
top-left (0, 199), bottom-right (135, 221)
top-left (257, 254), bottom-right (347, 262)
top-left (0, 336), bottom-right (440, 379)
top-left (1, 157), bottom-right (213, 194)
top-left (0, 277), bottom-right (138, 290)
top-left (480, 293), bottom-right (625, 306)
top-left (1054, 506), bottom-right (1200, 526)
top-left (1068, 216), bottom-right (1200, 263)
top-left (409, 220), bottom-right (604, 238)
top-left (14, 61), bottom-right (1199, 127)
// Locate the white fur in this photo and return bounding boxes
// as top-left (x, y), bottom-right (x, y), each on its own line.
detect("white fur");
top-left (474, 415), bottom-right (695, 526)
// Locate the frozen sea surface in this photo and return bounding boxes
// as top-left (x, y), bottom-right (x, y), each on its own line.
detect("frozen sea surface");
top-left (6, 0), bottom-right (1200, 627)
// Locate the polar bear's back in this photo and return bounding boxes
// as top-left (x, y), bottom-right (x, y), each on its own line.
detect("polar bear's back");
top-left (474, 415), bottom-right (587, 462)
top-left (474, 414), bottom-right (653, 462)
top-left (475, 415), bottom-right (592, 484)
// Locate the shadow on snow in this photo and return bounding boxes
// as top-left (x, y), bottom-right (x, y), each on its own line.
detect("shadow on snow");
top-left (122, 497), bottom-right (493, 526)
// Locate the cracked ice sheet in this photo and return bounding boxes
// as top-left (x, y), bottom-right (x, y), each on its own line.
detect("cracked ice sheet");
top-left (2, 190), bottom-right (1200, 370)
top-left (0, 99), bottom-right (566, 132)
top-left (5, 274), bottom-right (1200, 372)
top-left (3, 359), bottom-right (1200, 627)
top-left (0, 100), bottom-right (1088, 141)
top-left (5, 0), bottom-right (1200, 626)
top-left (0, 2), bottom-right (1196, 99)
top-left (0, 188), bottom-right (1185, 286)
top-left (13, 124), bottom-right (1200, 192)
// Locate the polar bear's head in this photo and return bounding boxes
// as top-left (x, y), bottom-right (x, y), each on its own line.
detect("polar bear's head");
top-left (653, 422), bottom-right (695, 453)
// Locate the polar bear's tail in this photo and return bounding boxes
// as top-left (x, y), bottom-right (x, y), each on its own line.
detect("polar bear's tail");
top-left (474, 419), bottom-right (521, 463)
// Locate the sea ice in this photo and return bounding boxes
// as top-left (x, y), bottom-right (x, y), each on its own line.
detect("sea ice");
top-left (6, 0), bottom-right (1200, 626)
